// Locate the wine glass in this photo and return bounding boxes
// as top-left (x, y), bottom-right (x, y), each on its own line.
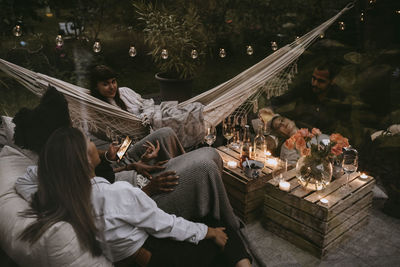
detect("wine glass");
top-left (222, 117), bottom-right (234, 151)
top-left (341, 146), bottom-right (358, 194)
top-left (204, 125), bottom-right (217, 147)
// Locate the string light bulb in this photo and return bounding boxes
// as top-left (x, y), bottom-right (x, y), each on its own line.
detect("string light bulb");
top-left (93, 40), bottom-right (101, 53)
top-left (369, 0), bottom-right (376, 4)
top-left (12, 25), bottom-right (22, 37)
top-left (319, 32), bottom-right (325, 39)
top-left (45, 6), bottom-right (53, 17)
top-left (128, 46), bottom-right (137, 57)
top-left (55, 34), bottom-right (63, 47)
top-left (396, 10), bottom-right (400, 14)
top-left (338, 21), bottom-right (345, 31)
top-left (360, 12), bottom-right (365, 22)
top-left (246, 45), bottom-right (254, 55)
top-left (191, 49), bottom-right (198, 59)
top-left (161, 49), bottom-right (168, 59)
top-left (271, 41), bottom-right (278, 51)
top-left (219, 48), bottom-right (226, 58)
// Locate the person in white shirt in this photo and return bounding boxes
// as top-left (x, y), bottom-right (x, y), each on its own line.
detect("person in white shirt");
top-left (19, 127), bottom-right (251, 266)
top-left (13, 85), bottom-right (242, 231)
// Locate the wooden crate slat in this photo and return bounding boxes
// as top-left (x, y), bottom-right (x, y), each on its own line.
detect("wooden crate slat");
top-left (327, 179), bottom-right (375, 220)
top-left (263, 199), bottom-right (370, 247)
top-left (265, 183), bottom-right (327, 219)
top-left (305, 173), bottom-right (373, 204)
top-left (262, 215), bottom-right (369, 258)
top-left (263, 191), bottom-right (373, 233)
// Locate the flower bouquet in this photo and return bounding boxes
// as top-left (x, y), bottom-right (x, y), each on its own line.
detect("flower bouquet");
top-left (285, 128), bottom-right (349, 190)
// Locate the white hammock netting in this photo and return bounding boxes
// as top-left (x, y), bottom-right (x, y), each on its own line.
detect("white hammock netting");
top-left (0, 3), bottom-right (353, 142)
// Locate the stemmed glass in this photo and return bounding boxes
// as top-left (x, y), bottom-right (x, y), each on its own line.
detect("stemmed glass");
top-left (341, 146), bottom-right (358, 194)
top-left (222, 117), bottom-right (234, 151)
top-left (204, 125), bottom-right (217, 147)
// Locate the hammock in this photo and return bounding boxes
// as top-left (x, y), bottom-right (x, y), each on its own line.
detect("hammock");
top-left (0, 3), bottom-right (353, 142)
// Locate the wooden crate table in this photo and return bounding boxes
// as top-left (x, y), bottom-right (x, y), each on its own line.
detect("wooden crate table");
top-left (216, 146), bottom-right (288, 222)
top-left (262, 168), bottom-right (375, 258)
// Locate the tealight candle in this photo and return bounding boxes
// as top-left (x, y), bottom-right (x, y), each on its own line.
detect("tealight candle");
top-left (320, 198), bottom-right (329, 204)
top-left (266, 158), bottom-right (278, 167)
top-left (265, 151), bottom-right (272, 157)
top-left (227, 161), bottom-right (237, 169)
top-left (279, 181), bottom-right (290, 192)
top-left (360, 173), bottom-right (368, 179)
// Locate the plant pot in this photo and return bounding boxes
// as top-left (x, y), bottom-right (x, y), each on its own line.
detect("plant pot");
top-left (296, 155), bottom-right (333, 191)
top-left (155, 72), bottom-right (193, 103)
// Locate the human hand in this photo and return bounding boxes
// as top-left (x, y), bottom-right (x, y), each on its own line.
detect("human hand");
top-left (106, 142), bottom-right (120, 161)
top-left (126, 160), bottom-right (168, 179)
top-left (206, 227), bottom-right (228, 248)
top-left (142, 171), bottom-right (179, 196)
top-left (141, 140), bottom-right (160, 162)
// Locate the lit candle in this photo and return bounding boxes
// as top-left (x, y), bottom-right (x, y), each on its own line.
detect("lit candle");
top-left (227, 161), bottom-right (237, 169)
top-left (266, 158), bottom-right (278, 167)
top-left (279, 181), bottom-right (290, 192)
top-left (320, 198), bottom-right (329, 204)
top-left (265, 151), bottom-right (271, 156)
top-left (360, 173), bottom-right (368, 179)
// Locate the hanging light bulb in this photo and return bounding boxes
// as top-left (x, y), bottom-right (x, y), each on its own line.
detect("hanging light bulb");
top-left (93, 40), bottom-right (101, 53)
top-left (191, 49), bottom-right (198, 59)
top-left (12, 25), bottom-right (22, 37)
top-left (246, 45), bottom-right (254, 55)
top-left (128, 46), bottom-right (137, 57)
top-left (319, 32), bottom-right (325, 39)
top-left (338, 21), bottom-right (345, 31)
top-left (55, 34), bottom-right (63, 47)
top-left (396, 10), bottom-right (400, 14)
top-left (368, 0), bottom-right (376, 4)
top-left (219, 48), bottom-right (226, 58)
top-left (271, 41), bottom-right (278, 51)
top-left (360, 12), bottom-right (365, 22)
top-left (161, 49), bottom-right (168, 59)
top-left (45, 6), bottom-right (53, 18)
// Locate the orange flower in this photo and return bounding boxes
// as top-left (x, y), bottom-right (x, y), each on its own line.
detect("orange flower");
top-left (331, 144), bottom-right (343, 156)
top-left (301, 147), bottom-right (311, 156)
top-left (330, 133), bottom-right (349, 148)
top-left (298, 128), bottom-right (309, 137)
top-left (295, 137), bottom-right (306, 151)
top-left (312, 128), bottom-right (322, 136)
top-left (285, 137), bottom-right (295, 150)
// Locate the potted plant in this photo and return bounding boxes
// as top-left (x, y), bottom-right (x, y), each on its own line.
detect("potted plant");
top-left (134, 2), bottom-right (208, 102)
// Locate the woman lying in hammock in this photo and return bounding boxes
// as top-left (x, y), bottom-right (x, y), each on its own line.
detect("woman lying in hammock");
top-left (14, 86), bottom-right (242, 232)
top-left (89, 65), bottom-right (205, 148)
top-left (19, 127), bottom-right (252, 267)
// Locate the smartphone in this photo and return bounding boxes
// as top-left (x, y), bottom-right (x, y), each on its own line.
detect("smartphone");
top-left (116, 136), bottom-right (132, 160)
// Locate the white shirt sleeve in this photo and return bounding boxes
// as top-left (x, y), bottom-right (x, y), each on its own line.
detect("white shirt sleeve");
top-left (15, 165), bottom-right (38, 202)
top-left (104, 183), bottom-right (208, 244)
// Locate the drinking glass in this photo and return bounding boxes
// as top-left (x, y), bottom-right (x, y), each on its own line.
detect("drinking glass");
top-left (222, 117), bottom-right (234, 151)
top-left (341, 146), bottom-right (358, 194)
top-left (204, 125), bottom-right (217, 147)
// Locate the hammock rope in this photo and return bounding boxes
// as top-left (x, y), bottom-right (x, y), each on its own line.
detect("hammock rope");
top-left (0, 3), bottom-right (353, 142)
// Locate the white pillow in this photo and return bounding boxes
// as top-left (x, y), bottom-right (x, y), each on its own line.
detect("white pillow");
top-left (0, 145), bottom-right (111, 266)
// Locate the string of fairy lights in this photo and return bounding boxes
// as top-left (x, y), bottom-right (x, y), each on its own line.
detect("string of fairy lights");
top-left (10, 1), bottom-right (400, 60)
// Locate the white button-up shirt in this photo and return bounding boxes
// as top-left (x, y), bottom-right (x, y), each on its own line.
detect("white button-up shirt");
top-left (16, 166), bottom-right (208, 262)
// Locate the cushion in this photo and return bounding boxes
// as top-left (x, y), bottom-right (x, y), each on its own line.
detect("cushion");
top-left (0, 145), bottom-right (111, 266)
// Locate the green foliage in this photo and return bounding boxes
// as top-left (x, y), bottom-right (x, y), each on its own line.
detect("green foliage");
top-left (134, 2), bottom-right (208, 79)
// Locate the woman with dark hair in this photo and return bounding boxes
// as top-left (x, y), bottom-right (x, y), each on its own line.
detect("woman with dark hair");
top-left (19, 127), bottom-right (102, 257)
top-left (15, 85), bottom-right (244, 236)
top-left (88, 64), bottom-right (205, 148)
top-left (20, 127), bottom-right (251, 266)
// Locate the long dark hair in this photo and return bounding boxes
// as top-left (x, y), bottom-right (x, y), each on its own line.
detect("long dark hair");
top-left (13, 85), bottom-right (72, 154)
top-left (89, 64), bottom-right (127, 111)
top-left (19, 127), bottom-right (102, 256)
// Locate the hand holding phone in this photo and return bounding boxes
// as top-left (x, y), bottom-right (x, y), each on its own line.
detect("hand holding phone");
top-left (116, 136), bottom-right (132, 161)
